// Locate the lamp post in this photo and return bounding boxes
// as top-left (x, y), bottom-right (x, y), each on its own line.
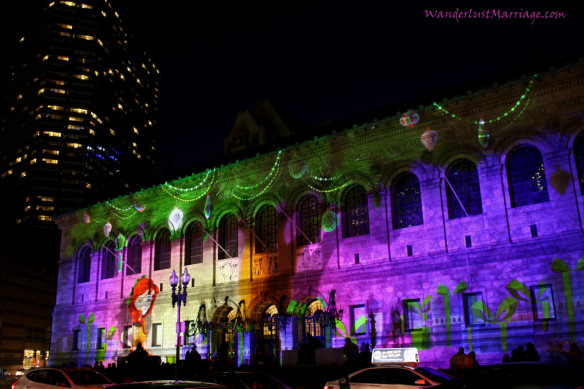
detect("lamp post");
top-left (170, 268), bottom-right (190, 381)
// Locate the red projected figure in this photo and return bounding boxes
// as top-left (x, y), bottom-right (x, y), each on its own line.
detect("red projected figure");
top-left (127, 276), bottom-right (160, 351)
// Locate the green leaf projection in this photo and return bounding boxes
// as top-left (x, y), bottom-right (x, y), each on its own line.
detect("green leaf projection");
top-left (437, 281), bottom-right (468, 347)
top-left (471, 297), bottom-right (517, 353)
top-left (551, 256), bottom-right (584, 340)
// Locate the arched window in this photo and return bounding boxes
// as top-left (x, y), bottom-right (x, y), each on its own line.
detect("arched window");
top-left (218, 214), bottom-right (238, 259)
top-left (154, 229), bottom-right (171, 270)
top-left (101, 241), bottom-right (116, 279)
top-left (256, 205), bottom-right (278, 253)
top-left (446, 159), bottom-right (483, 219)
top-left (392, 173), bottom-right (423, 229)
top-left (297, 195), bottom-right (321, 247)
top-left (304, 299), bottom-right (325, 345)
top-left (574, 135), bottom-right (584, 195)
top-left (77, 246), bottom-right (91, 283)
top-left (508, 145), bottom-right (549, 207)
top-left (126, 235), bottom-right (142, 275)
top-left (343, 185), bottom-right (370, 238)
top-left (185, 222), bottom-right (203, 265)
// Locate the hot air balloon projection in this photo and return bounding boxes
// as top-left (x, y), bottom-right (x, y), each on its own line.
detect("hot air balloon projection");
top-left (104, 221), bottom-right (112, 237)
top-left (134, 202), bottom-right (146, 212)
top-left (400, 110), bottom-right (420, 127)
top-left (551, 166), bottom-right (571, 195)
top-left (82, 212), bottom-right (91, 224)
top-left (421, 128), bottom-right (438, 151)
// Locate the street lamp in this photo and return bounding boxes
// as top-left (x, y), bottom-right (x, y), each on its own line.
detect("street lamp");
top-left (170, 268), bottom-right (190, 381)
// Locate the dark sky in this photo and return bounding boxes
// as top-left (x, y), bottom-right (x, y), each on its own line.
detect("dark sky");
top-left (2, 1), bottom-right (584, 176)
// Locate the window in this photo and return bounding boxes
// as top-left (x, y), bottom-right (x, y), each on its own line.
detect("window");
top-left (152, 323), bottom-right (162, 347)
top-left (349, 305), bottom-right (367, 336)
top-left (508, 146), bottom-right (549, 207)
top-left (77, 246), bottom-right (91, 283)
top-left (297, 195), bottom-right (321, 247)
top-left (531, 284), bottom-right (556, 321)
top-left (73, 329), bottom-right (81, 350)
top-left (403, 299), bottom-right (424, 331)
top-left (218, 214), bottom-right (238, 259)
top-left (392, 173), bottom-right (423, 229)
top-left (97, 327), bottom-right (105, 350)
top-left (463, 292), bottom-right (485, 326)
top-left (101, 242), bottom-right (115, 279)
top-left (304, 299), bottom-right (325, 344)
top-left (185, 222), bottom-right (203, 265)
top-left (343, 185), bottom-right (370, 238)
top-left (126, 235), bottom-right (142, 275)
top-left (26, 327), bottom-right (45, 343)
top-left (446, 159), bottom-right (483, 219)
top-left (575, 135), bottom-right (584, 194)
top-left (122, 326), bottom-right (132, 349)
top-left (256, 205), bottom-right (278, 253)
top-left (154, 229), bottom-right (171, 270)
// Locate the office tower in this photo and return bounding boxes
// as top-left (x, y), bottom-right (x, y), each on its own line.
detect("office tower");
top-left (0, 0), bottom-right (159, 240)
top-left (0, 0), bottom-right (159, 372)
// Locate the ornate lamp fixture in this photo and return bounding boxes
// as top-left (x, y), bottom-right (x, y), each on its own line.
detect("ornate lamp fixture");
top-left (316, 289), bottom-right (344, 328)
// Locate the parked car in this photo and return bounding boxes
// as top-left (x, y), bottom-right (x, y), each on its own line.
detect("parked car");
top-left (12, 367), bottom-right (112, 389)
top-left (15, 369), bottom-right (26, 377)
top-left (425, 362), bottom-right (584, 389)
top-left (324, 364), bottom-right (452, 389)
top-left (202, 371), bottom-right (291, 389)
top-left (106, 380), bottom-right (226, 389)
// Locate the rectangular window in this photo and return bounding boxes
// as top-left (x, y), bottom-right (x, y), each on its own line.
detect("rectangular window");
top-left (122, 326), bottom-right (132, 349)
top-left (403, 299), bottom-right (424, 331)
top-left (73, 330), bottom-right (81, 351)
top-left (465, 235), bottom-right (472, 248)
top-left (531, 284), bottom-right (556, 321)
top-left (463, 292), bottom-right (485, 327)
top-left (407, 245), bottom-right (413, 256)
top-left (152, 323), bottom-right (162, 347)
top-left (530, 224), bottom-right (538, 238)
top-left (97, 327), bottom-right (105, 350)
top-left (349, 305), bottom-right (367, 335)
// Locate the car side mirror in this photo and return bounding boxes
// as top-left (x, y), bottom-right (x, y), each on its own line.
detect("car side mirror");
top-left (414, 379), bottom-right (426, 386)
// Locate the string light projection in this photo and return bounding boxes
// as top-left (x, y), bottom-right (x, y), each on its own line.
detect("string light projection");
top-left (231, 150), bottom-right (282, 201)
top-left (161, 169), bottom-right (215, 203)
top-left (477, 118), bottom-right (489, 148)
top-left (433, 74), bottom-right (537, 125)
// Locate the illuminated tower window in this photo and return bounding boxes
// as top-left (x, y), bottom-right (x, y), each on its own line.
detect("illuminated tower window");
top-left (126, 235), bottom-right (142, 275)
top-left (507, 145), bottom-right (549, 208)
top-left (392, 172), bottom-right (423, 229)
top-left (297, 195), bottom-right (321, 247)
top-left (218, 214), bottom-right (238, 259)
top-left (154, 229), bottom-right (171, 270)
top-left (76, 246), bottom-right (91, 283)
top-left (101, 241), bottom-right (116, 279)
top-left (342, 185), bottom-right (370, 238)
top-left (255, 205), bottom-right (277, 253)
top-left (185, 222), bottom-right (203, 265)
top-left (446, 159), bottom-right (483, 219)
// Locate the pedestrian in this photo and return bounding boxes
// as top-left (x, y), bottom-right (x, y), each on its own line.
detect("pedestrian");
top-left (450, 347), bottom-right (473, 376)
top-left (468, 351), bottom-right (479, 369)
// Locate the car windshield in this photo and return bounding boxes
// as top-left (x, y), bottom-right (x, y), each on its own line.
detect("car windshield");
top-left (415, 367), bottom-right (452, 383)
top-left (65, 370), bottom-right (112, 385)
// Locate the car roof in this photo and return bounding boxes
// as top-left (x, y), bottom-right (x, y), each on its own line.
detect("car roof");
top-left (108, 380), bottom-right (225, 389)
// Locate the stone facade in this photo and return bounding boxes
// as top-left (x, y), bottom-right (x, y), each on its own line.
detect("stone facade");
top-left (51, 60), bottom-right (584, 369)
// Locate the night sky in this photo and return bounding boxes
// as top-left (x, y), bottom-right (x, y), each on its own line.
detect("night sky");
top-left (2, 0), bottom-right (584, 176)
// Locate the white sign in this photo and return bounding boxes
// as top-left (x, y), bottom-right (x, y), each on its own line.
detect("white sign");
top-left (371, 348), bottom-right (419, 364)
